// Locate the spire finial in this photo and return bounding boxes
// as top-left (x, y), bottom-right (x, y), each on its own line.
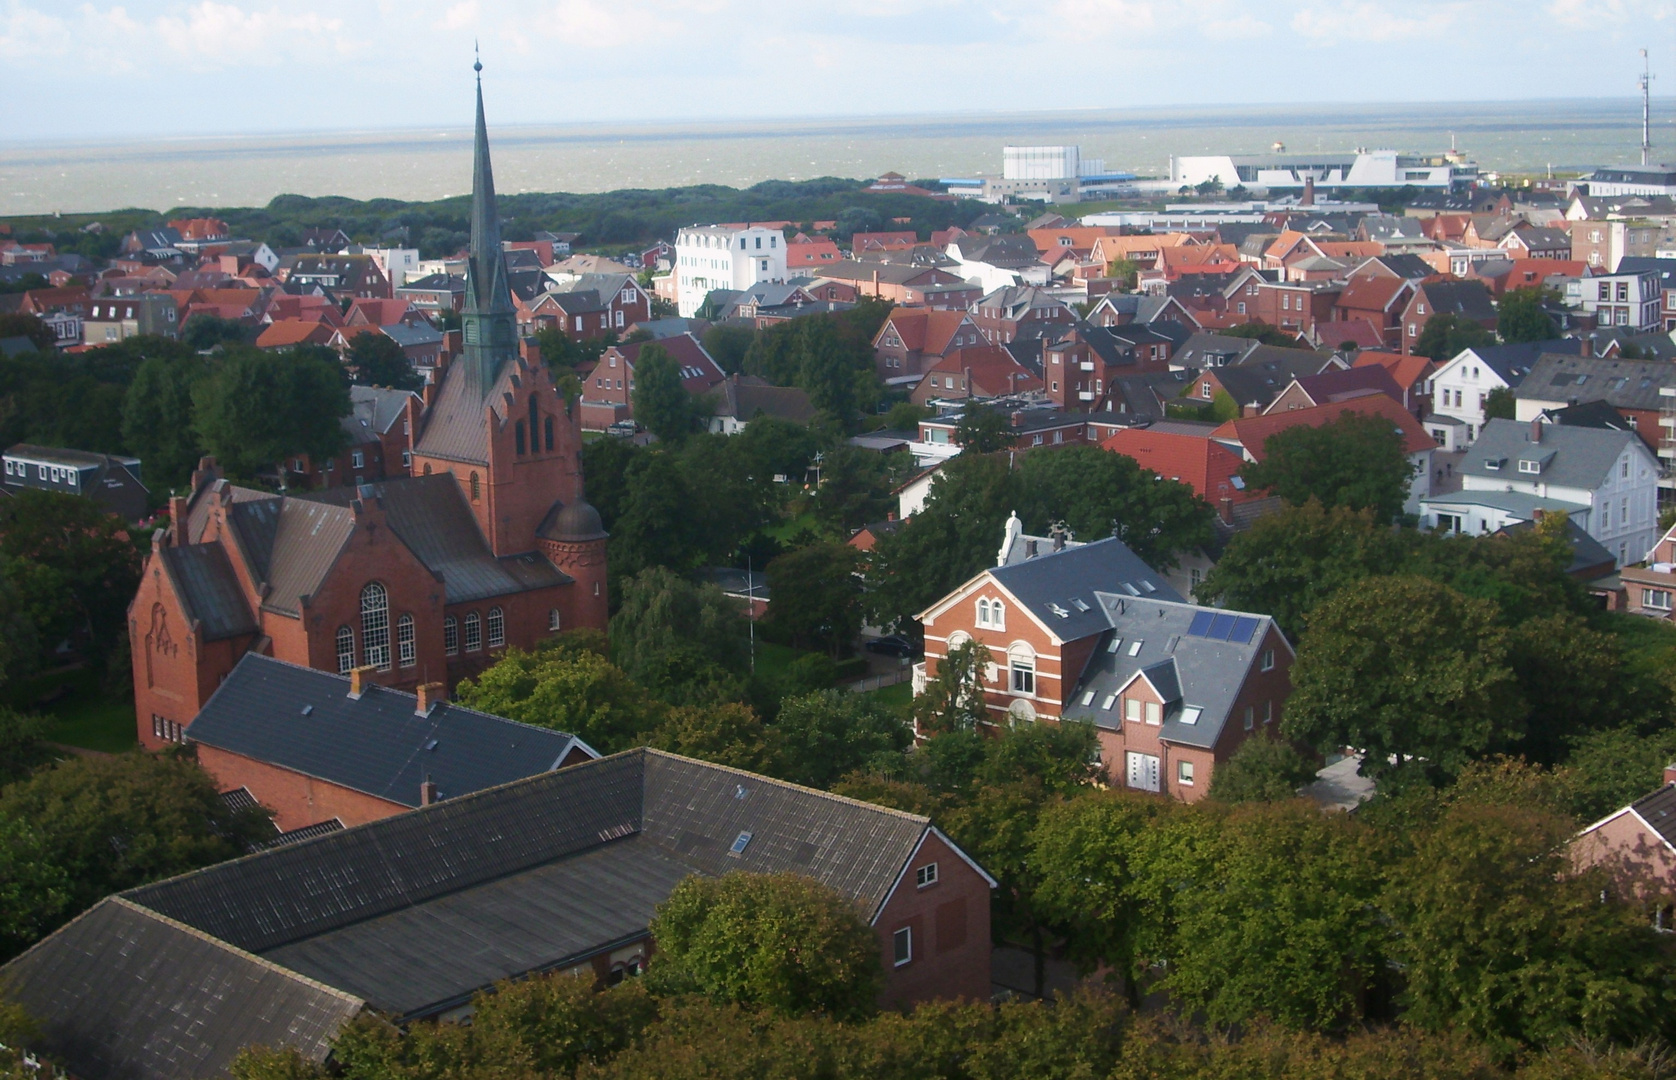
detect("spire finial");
top-left (473, 40), bottom-right (481, 75)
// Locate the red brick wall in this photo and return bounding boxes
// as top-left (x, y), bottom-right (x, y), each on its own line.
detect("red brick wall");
top-left (1572, 808), bottom-right (1676, 904)
top-left (874, 831), bottom-right (993, 1008)
top-left (196, 744), bottom-right (407, 831)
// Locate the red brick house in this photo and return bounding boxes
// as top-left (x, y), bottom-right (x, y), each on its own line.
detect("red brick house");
top-left (971, 285), bottom-right (1075, 345)
top-left (1102, 426), bottom-right (1258, 512)
top-left (910, 344), bottom-right (1042, 405)
top-left (130, 77), bottom-right (609, 750)
top-left (1330, 274), bottom-right (1414, 348)
top-left (1399, 280), bottom-right (1497, 355)
top-left (282, 254), bottom-right (392, 300)
top-left (914, 519), bottom-right (1292, 799)
top-left (1261, 363), bottom-right (1405, 415)
top-left (1573, 765), bottom-right (1676, 911)
top-left (872, 307), bottom-right (985, 379)
top-left (283, 384), bottom-right (419, 490)
top-left (1249, 280), bottom-right (1339, 338)
top-left (575, 332), bottom-right (726, 428)
top-left (187, 653), bottom-right (597, 832)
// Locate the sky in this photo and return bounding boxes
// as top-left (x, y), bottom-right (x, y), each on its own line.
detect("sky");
top-left (0, 0), bottom-right (1673, 141)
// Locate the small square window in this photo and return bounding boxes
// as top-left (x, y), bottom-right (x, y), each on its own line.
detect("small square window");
top-left (1177, 760), bottom-right (1195, 786)
top-left (893, 927), bottom-right (912, 966)
top-left (916, 863), bottom-right (938, 888)
top-left (1261, 649), bottom-right (1275, 672)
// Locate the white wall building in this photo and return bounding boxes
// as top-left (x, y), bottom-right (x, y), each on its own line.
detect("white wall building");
top-left (1420, 418), bottom-right (1659, 566)
top-left (673, 226), bottom-right (788, 318)
top-left (1426, 342), bottom-right (1547, 443)
top-left (1578, 269), bottom-right (1665, 332)
top-left (1170, 149), bottom-right (1475, 191)
top-left (1583, 167), bottom-right (1676, 198)
top-left (363, 247), bottom-right (421, 289)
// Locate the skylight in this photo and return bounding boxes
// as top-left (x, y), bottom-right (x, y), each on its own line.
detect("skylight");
top-left (1081, 690), bottom-right (1096, 706)
top-left (1180, 707), bottom-right (1202, 725)
top-left (1071, 598), bottom-right (1090, 612)
top-left (1128, 640), bottom-right (1143, 656)
top-left (730, 831), bottom-right (753, 855)
top-left (1107, 637), bottom-right (1123, 653)
top-left (1101, 694), bottom-right (1118, 710)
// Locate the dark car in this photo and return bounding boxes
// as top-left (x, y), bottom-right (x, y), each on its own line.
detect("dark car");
top-left (864, 634), bottom-right (920, 659)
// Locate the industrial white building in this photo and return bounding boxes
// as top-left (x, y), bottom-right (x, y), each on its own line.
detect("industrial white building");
top-left (1169, 149), bottom-right (1477, 191)
top-left (673, 225), bottom-right (788, 317)
top-left (1582, 166), bottom-right (1676, 198)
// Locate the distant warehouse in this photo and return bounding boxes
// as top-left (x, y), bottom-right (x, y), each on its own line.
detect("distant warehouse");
top-left (1170, 149), bottom-right (1478, 191)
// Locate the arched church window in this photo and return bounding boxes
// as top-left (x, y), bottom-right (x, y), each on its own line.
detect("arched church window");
top-left (336, 626), bottom-right (354, 674)
top-left (361, 583), bottom-right (390, 671)
top-left (470, 472), bottom-right (480, 501)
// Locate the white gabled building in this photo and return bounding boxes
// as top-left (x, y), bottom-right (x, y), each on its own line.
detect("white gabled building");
top-left (1426, 341), bottom-right (1549, 445)
top-left (673, 225), bottom-right (788, 317)
top-left (1420, 417), bottom-right (1660, 567)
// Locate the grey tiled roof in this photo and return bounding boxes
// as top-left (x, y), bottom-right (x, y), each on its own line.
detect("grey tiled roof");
top-left (1060, 597), bottom-right (1278, 750)
top-left (986, 536), bottom-right (1184, 641)
top-left (1453, 340), bottom-right (1549, 387)
top-left (1513, 353), bottom-right (1676, 411)
top-left (342, 385), bottom-right (419, 441)
top-left (1460, 418), bottom-right (1643, 491)
top-left (1630, 782), bottom-right (1676, 847)
top-left (227, 498), bottom-right (356, 617)
top-left (185, 654), bottom-right (592, 809)
top-left (0, 898), bottom-right (362, 1080)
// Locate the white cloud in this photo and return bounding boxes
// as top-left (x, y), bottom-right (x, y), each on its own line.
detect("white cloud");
top-left (530, 0), bottom-right (685, 46)
top-left (0, 2), bottom-right (70, 59)
top-left (440, 1), bottom-right (480, 30)
top-left (1291, 1), bottom-right (1437, 41)
top-left (1200, 11), bottom-right (1271, 38)
top-left (152, 3), bottom-right (348, 63)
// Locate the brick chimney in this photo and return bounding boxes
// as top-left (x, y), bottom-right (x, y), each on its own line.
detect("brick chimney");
top-left (416, 682), bottom-right (447, 716)
top-left (1530, 416), bottom-right (1543, 443)
top-left (167, 493), bottom-right (189, 545)
top-left (420, 776), bottom-right (439, 806)
top-left (1665, 763), bottom-right (1676, 787)
top-left (1220, 495), bottom-right (1234, 525)
top-left (1301, 176), bottom-right (1315, 207)
top-left (347, 664), bottom-right (377, 699)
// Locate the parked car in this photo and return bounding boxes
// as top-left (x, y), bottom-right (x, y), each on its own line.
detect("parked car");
top-left (864, 634), bottom-right (920, 659)
top-left (606, 420), bottom-right (639, 438)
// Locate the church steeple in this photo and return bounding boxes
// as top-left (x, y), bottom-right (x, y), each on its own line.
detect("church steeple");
top-left (461, 57), bottom-right (517, 400)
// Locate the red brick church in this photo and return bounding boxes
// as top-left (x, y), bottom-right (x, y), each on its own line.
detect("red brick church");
top-left (129, 76), bottom-right (609, 750)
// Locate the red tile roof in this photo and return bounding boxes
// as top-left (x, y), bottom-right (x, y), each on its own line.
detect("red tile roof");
top-left (256, 320), bottom-right (339, 349)
top-left (1102, 427), bottom-right (1254, 505)
top-left (1352, 350), bottom-right (1436, 393)
top-left (1211, 393), bottom-right (1436, 460)
top-left (927, 345), bottom-right (1042, 396)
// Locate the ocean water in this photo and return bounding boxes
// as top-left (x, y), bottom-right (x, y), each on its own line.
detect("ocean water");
top-left (1, 98), bottom-right (1672, 217)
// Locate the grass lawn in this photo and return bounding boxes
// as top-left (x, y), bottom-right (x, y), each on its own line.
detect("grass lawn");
top-left (765, 511), bottom-right (824, 544)
top-left (863, 680), bottom-right (913, 716)
top-left (749, 641), bottom-right (813, 681)
top-left (6, 666), bottom-right (136, 753)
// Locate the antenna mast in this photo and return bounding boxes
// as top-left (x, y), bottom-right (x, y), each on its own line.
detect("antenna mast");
top-left (1641, 48), bottom-right (1654, 166)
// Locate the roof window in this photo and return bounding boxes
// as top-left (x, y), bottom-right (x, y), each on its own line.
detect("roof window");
top-left (1101, 694), bottom-right (1118, 710)
top-left (1127, 640), bottom-right (1143, 657)
top-left (1107, 637), bottom-right (1123, 653)
top-left (1070, 597), bottom-right (1090, 612)
top-left (1180, 706), bottom-right (1202, 725)
top-left (1080, 690), bottom-right (1096, 706)
top-left (729, 831), bottom-right (753, 856)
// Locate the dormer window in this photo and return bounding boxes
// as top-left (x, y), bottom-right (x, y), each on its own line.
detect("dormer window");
top-left (1485, 457), bottom-right (1504, 470)
top-left (1518, 459), bottom-right (1541, 474)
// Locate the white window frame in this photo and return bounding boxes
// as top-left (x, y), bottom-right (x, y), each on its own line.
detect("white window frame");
top-left (893, 926), bottom-right (913, 967)
top-left (916, 863), bottom-right (938, 888)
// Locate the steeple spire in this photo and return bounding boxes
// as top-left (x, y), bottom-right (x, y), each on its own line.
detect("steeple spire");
top-left (461, 55), bottom-right (516, 400)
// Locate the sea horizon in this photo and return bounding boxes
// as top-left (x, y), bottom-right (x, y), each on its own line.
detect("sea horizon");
top-left (3, 96), bottom-right (1673, 218)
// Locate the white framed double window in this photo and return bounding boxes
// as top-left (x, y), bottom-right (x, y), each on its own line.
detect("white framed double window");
top-left (975, 597), bottom-right (1005, 630)
top-left (1008, 644), bottom-right (1035, 695)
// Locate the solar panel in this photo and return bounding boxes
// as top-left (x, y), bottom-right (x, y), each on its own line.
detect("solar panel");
top-left (1208, 613), bottom-right (1238, 640)
top-left (1230, 616), bottom-right (1260, 644)
top-left (1187, 611), bottom-right (1215, 637)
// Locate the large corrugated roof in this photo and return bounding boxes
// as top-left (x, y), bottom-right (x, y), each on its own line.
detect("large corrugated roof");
top-left (0, 898), bottom-right (362, 1080)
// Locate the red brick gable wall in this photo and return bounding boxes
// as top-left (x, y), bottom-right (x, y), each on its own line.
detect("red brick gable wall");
top-left (873, 830), bottom-right (993, 1007)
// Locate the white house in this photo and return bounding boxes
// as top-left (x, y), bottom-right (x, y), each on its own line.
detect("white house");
top-left (1426, 341), bottom-right (1548, 445)
top-left (1420, 417), bottom-right (1659, 566)
top-left (1577, 269), bottom-right (1664, 333)
top-left (673, 225), bottom-right (788, 317)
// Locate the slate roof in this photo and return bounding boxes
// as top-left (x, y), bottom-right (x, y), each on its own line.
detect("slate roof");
top-left (1630, 783), bottom-right (1676, 847)
top-left (1514, 353), bottom-right (1676, 411)
top-left (186, 654), bottom-right (594, 809)
top-left (342, 385), bottom-right (418, 441)
top-left (1214, 351), bottom-right (1339, 408)
top-left (1059, 597), bottom-right (1279, 750)
top-left (1451, 340), bottom-right (1549, 387)
top-left (2, 749), bottom-right (979, 1072)
top-left (713, 374), bottom-right (817, 424)
top-left (1462, 418), bottom-right (1645, 492)
top-left (410, 352), bottom-right (521, 466)
top-left (380, 321), bottom-right (443, 348)
top-left (982, 536), bottom-right (1184, 642)
top-left (1416, 279), bottom-right (1497, 323)
top-left (0, 898), bottom-right (363, 1080)
top-left (159, 544), bottom-right (258, 640)
top-left (226, 497), bottom-right (356, 616)
top-left (1496, 517), bottom-right (1615, 575)
top-left (300, 474), bottom-right (572, 602)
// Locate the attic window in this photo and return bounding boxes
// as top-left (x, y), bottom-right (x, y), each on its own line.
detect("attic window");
top-left (1107, 637), bottom-right (1123, 653)
top-left (301, 705), bottom-right (313, 716)
top-left (1127, 640), bottom-right (1144, 657)
top-left (425, 739), bottom-right (439, 751)
top-left (729, 831), bottom-right (753, 856)
top-left (1140, 580), bottom-right (1156, 593)
top-left (1485, 457), bottom-right (1505, 470)
top-left (1101, 694), bottom-right (1118, 710)
top-left (1180, 706), bottom-right (1202, 726)
top-left (1080, 690), bottom-right (1096, 706)
top-left (1048, 603), bottom-right (1070, 618)
top-left (1122, 582), bottom-right (1141, 596)
top-left (1070, 598), bottom-right (1090, 612)
top-left (1518, 459), bottom-right (1541, 474)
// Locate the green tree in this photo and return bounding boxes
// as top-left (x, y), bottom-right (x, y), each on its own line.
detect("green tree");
top-left (1496, 287), bottom-right (1559, 344)
top-left (180, 313), bottom-right (251, 350)
top-left (702, 324), bottom-right (757, 374)
top-left (0, 314), bottom-right (53, 352)
top-left (650, 702), bottom-right (778, 773)
top-left (0, 490), bottom-right (142, 664)
top-left (454, 646), bottom-right (664, 753)
top-left (0, 708), bottom-right (49, 786)
top-left (811, 445), bottom-right (904, 536)
top-left (1484, 385), bottom-right (1517, 420)
top-left (192, 345), bottom-right (350, 477)
top-left (1562, 724), bottom-right (1676, 821)
top-left (609, 566), bottom-right (749, 689)
top-left (610, 452), bottom-right (705, 577)
top-left (1241, 411), bottom-right (1414, 521)
top-left (346, 331), bottom-right (422, 390)
top-left (772, 690), bottom-right (911, 789)
top-left (632, 344), bottom-right (696, 444)
top-left (733, 415), bottom-right (817, 487)
top-left (1158, 801), bottom-right (1386, 1032)
top-left (1017, 445), bottom-right (1216, 569)
top-left (0, 750), bottom-right (272, 957)
top-left (1197, 501), bottom-right (1401, 639)
top-left (1222, 320), bottom-right (1306, 348)
top-left (0, 813), bottom-right (69, 961)
top-left (766, 543), bottom-right (862, 658)
top-left (647, 871), bottom-right (882, 1019)
top-left (865, 453), bottom-right (1015, 632)
top-left (1413, 313), bottom-right (1495, 362)
top-left (955, 403), bottom-right (1013, 453)
top-left (1285, 575), bottom-right (1520, 787)
top-left (1390, 803), bottom-right (1676, 1053)
top-left (909, 637), bottom-right (991, 737)
top-left (121, 349), bottom-right (210, 490)
top-left (1207, 734), bottom-right (1317, 803)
